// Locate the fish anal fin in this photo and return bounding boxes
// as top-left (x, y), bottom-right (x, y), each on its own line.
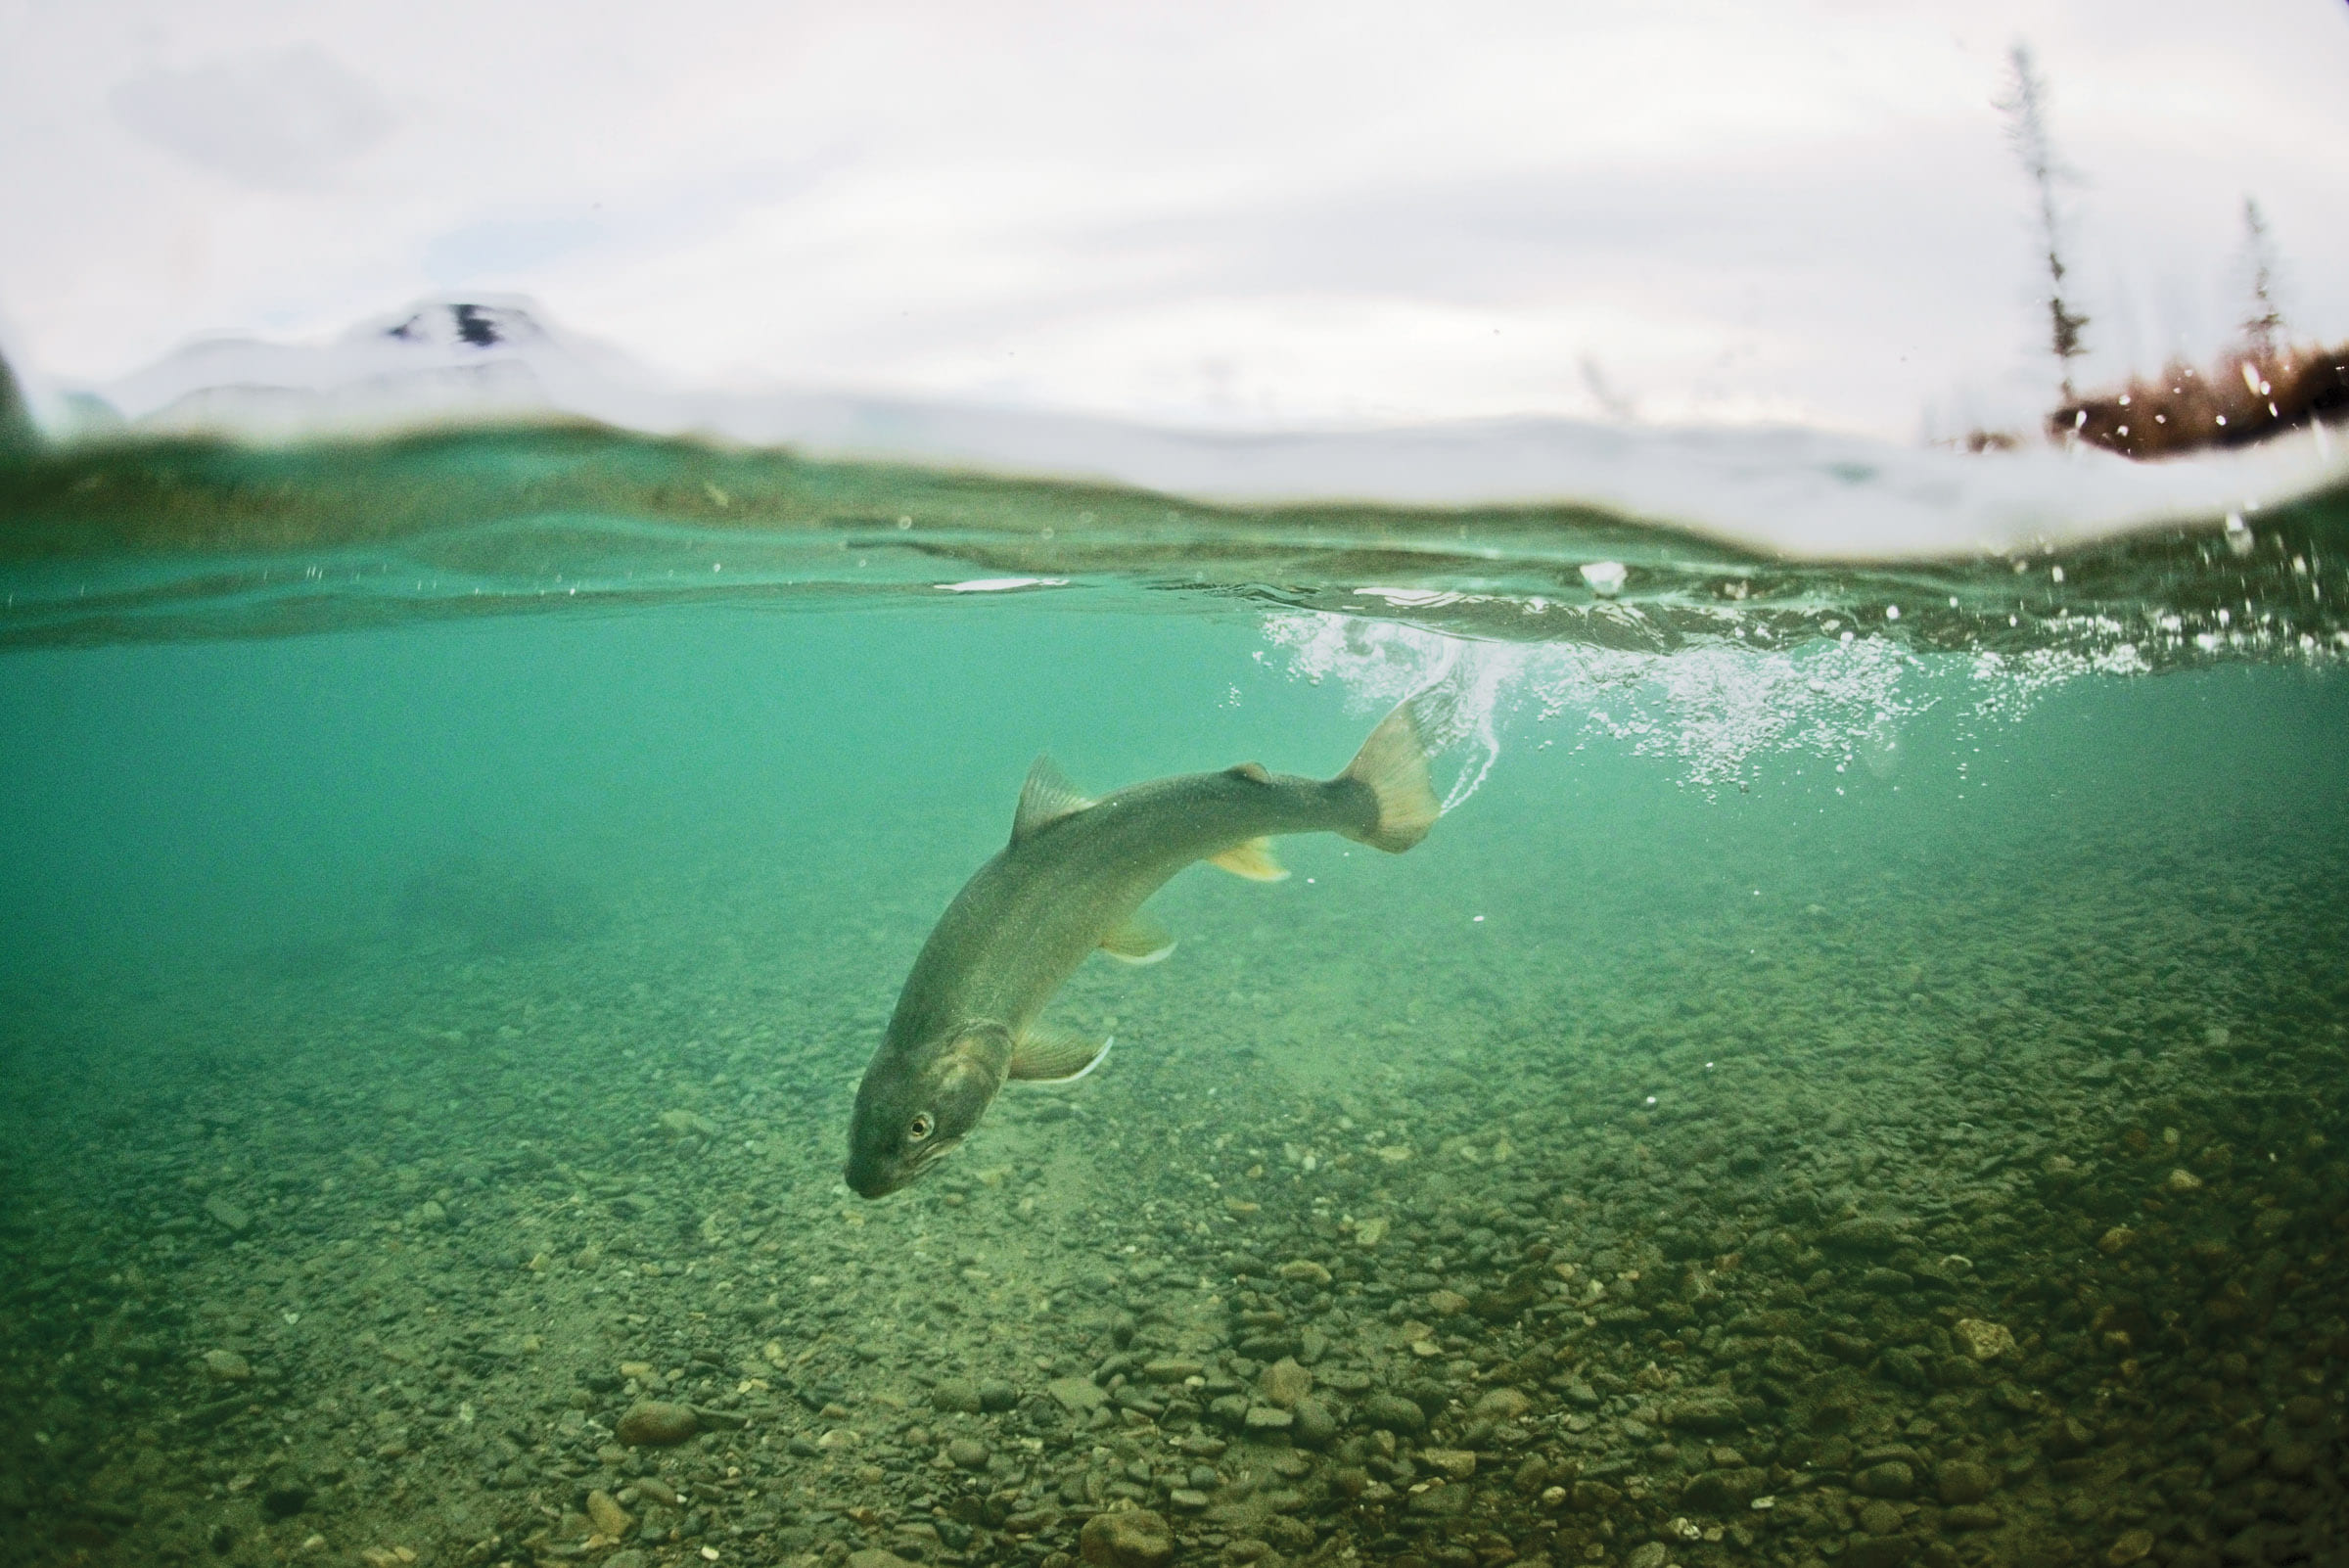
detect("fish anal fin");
top-left (1009, 1025), bottom-right (1114, 1082)
top-left (1013, 757), bottom-right (1094, 844)
top-left (1208, 836), bottom-right (1288, 882)
top-left (1099, 912), bottom-right (1176, 965)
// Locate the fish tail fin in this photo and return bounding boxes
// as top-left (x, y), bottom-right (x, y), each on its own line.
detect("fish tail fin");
top-left (1339, 693), bottom-right (1443, 853)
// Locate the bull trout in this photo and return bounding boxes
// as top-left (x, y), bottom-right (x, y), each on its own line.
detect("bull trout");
top-left (844, 696), bottom-right (1443, 1197)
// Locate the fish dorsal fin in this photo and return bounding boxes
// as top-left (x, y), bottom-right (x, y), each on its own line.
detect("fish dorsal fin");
top-left (1013, 756), bottom-right (1094, 844)
top-left (1100, 912), bottom-right (1176, 964)
top-left (1008, 1024), bottom-right (1114, 1082)
top-left (1209, 836), bottom-right (1289, 882)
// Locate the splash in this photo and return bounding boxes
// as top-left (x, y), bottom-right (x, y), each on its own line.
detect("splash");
top-left (1265, 610), bottom-right (2121, 803)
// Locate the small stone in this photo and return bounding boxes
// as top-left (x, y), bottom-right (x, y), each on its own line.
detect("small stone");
top-left (657, 1108), bottom-right (717, 1137)
top-left (846, 1551), bottom-right (914, 1568)
top-left (1426, 1289), bottom-right (1471, 1315)
top-left (1626, 1545), bottom-right (1668, 1568)
top-left (1825, 1217), bottom-right (1906, 1254)
top-left (1047, 1376), bottom-right (1107, 1414)
top-left (1855, 1460), bottom-right (1914, 1499)
top-left (585, 1491), bottom-right (633, 1538)
top-left (932, 1378), bottom-right (984, 1413)
top-left (1663, 1395), bottom-right (1742, 1434)
top-left (1936, 1459), bottom-right (1995, 1504)
top-left (947, 1438), bottom-right (990, 1469)
top-left (1951, 1319), bottom-right (2016, 1360)
top-left (411, 1199), bottom-right (447, 1228)
top-left (1360, 1394), bottom-right (1427, 1435)
top-left (259, 1485), bottom-right (310, 1520)
top-left (1681, 1466), bottom-right (1766, 1513)
top-left (202, 1349), bottom-right (252, 1382)
top-left (1141, 1360), bottom-right (1203, 1384)
top-left (1420, 1449), bottom-right (1477, 1481)
top-left (204, 1195), bottom-right (253, 1233)
top-left (979, 1381), bottom-right (1019, 1412)
top-left (1242, 1406), bottom-right (1293, 1433)
top-left (1168, 1488), bottom-right (1210, 1511)
top-left (1846, 1538), bottom-right (1914, 1568)
top-left (1859, 1499), bottom-right (1903, 1535)
top-left (1943, 1503), bottom-right (2001, 1530)
top-left (2164, 1168), bottom-right (2203, 1194)
top-left (1277, 1259), bottom-right (1331, 1285)
top-left (2096, 1224), bottom-right (2136, 1255)
top-left (1290, 1396), bottom-right (1337, 1448)
top-left (1260, 1358), bottom-right (1313, 1408)
top-left (2106, 1530), bottom-right (2154, 1566)
top-left (1355, 1217), bottom-right (1389, 1247)
top-left (1080, 1507), bottom-right (1174, 1568)
top-left (614, 1402), bottom-right (697, 1447)
top-left (1472, 1387), bottom-right (1533, 1420)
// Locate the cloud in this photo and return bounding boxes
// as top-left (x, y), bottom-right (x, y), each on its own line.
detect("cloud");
top-left (111, 46), bottom-right (394, 191)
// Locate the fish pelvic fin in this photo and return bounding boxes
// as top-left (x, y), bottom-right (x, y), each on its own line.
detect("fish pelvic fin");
top-left (1209, 836), bottom-right (1289, 882)
top-left (1013, 757), bottom-right (1095, 844)
top-left (1339, 695), bottom-right (1443, 853)
top-left (1099, 912), bottom-right (1176, 964)
top-left (1009, 1025), bottom-right (1114, 1082)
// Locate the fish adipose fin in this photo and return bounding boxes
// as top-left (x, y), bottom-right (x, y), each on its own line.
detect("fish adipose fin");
top-left (1009, 1025), bottom-right (1114, 1082)
top-left (1341, 697), bottom-right (1443, 853)
top-left (1209, 837), bottom-right (1289, 882)
top-left (1013, 757), bottom-right (1094, 844)
top-left (1099, 913), bottom-right (1176, 964)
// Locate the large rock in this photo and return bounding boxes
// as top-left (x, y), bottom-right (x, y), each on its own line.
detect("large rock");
top-left (614, 1402), bottom-right (697, 1447)
top-left (1080, 1508), bottom-right (1174, 1568)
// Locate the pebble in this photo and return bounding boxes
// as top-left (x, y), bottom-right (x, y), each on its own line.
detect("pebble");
top-left (931, 1378), bottom-right (984, 1413)
top-left (1360, 1394), bottom-right (1427, 1435)
top-left (1259, 1358), bottom-right (1313, 1408)
top-left (845, 1551), bottom-right (914, 1568)
top-left (1420, 1449), bottom-right (1477, 1481)
top-left (1472, 1387), bottom-right (1532, 1419)
top-left (1950, 1318), bottom-right (2015, 1360)
top-left (1080, 1508), bottom-right (1174, 1568)
top-left (1277, 1258), bottom-right (1331, 1285)
top-left (1854, 1459), bottom-right (1915, 1499)
top-left (1242, 1406), bottom-right (1293, 1433)
top-left (202, 1349), bottom-right (252, 1382)
top-left (946, 1437), bottom-right (990, 1469)
top-left (204, 1195), bottom-right (253, 1233)
top-left (2164, 1167), bottom-right (2203, 1193)
top-left (2106, 1529), bottom-right (2155, 1565)
top-left (613, 1402), bottom-right (697, 1447)
top-left (585, 1490), bottom-right (632, 1538)
top-left (1626, 1545), bottom-right (1668, 1568)
top-left (1936, 1458), bottom-right (1995, 1504)
top-left (1047, 1376), bottom-right (1106, 1413)
top-left (1290, 1396), bottom-right (1337, 1448)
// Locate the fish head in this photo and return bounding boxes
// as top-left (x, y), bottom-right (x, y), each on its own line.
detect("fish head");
top-left (844, 1020), bottom-right (1014, 1197)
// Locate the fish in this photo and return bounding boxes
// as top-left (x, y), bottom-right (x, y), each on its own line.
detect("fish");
top-left (844, 694), bottom-right (1444, 1197)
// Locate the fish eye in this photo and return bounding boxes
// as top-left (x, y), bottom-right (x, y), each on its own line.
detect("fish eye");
top-left (907, 1113), bottom-right (934, 1142)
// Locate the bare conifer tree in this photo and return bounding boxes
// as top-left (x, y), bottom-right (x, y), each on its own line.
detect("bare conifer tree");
top-left (1998, 44), bottom-right (2089, 399)
top-left (2239, 198), bottom-right (2285, 357)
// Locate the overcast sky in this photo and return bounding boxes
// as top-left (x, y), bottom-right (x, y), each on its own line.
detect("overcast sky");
top-left (3, 0), bottom-right (2344, 440)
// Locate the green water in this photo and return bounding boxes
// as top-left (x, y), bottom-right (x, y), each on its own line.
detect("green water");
top-left (2, 430), bottom-right (2345, 1568)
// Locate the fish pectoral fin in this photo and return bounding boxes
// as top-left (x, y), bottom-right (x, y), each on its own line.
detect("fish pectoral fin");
top-left (1008, 1025), bottom-right (1114, 1083)
top-left (1208, 836), bottom-right (1289, 882)
top-left (1012, 757), bottom-right (1095, 844)
top-left (1099, 912), bottom-right (1176, 965)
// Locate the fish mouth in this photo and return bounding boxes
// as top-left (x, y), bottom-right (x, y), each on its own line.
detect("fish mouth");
top-left (846, 1136), bottom-right (962, 1198)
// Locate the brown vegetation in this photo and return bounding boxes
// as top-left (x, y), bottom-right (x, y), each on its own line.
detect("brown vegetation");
top-left (2051, 344), bottom-right (2349, 460)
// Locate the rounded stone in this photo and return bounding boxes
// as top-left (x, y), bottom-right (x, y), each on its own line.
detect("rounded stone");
top-left (1936, 1458), bottom-right (1995, 1505)
top-left (947, 1437), bottom-right (990, 1469)
top-left (614, 1401), bottom-right (698, 1447)
top-left (931, 1378), bottom-right (985, 1413)
top-left (1361, 1393), bottom-right (1428, 1436)
top-left (1290, 1396), bottom-right (1338, 1449)
top-left (1080, 1508), bottom-right (1174, 1568)
top-left (1854, 1459), bottom-right (1915, 1499)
